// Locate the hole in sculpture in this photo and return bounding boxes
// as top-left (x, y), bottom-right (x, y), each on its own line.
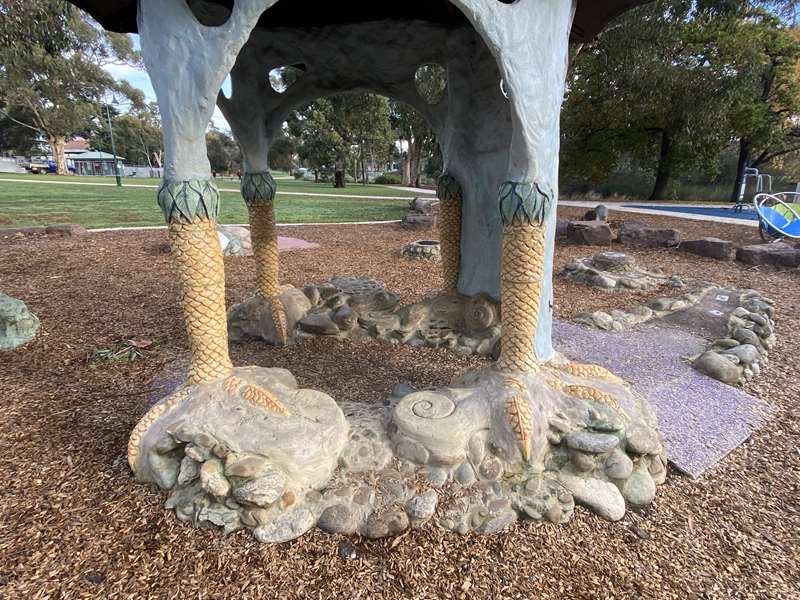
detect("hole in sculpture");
top-left (414, 64), bottom-right (447, 105)
top-left (185, 0), bottom-right (233, 27)
top-left (269, 64), bottom-right (307, 94)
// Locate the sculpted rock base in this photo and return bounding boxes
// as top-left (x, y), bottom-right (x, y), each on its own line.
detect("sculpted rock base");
top-left (131, 359), bottom-right (666, 543)
top-left (227, 286), bottom-right (312, 345)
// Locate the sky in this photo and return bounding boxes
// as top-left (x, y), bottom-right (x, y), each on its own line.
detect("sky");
top-left (104, 34), bottom-right (232, 131)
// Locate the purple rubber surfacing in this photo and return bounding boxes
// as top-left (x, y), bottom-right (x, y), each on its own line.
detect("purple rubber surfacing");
top-left (554, 319), bottom-right (772, 479)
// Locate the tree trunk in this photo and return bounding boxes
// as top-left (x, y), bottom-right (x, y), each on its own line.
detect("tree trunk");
top-left (730, 139), bottom-right (751, 204)
top-left (410, 139), bottom-right (422, 188)
top-left (49, 135), bottom-right (69, 176)
top-left (334, 154), bottom-right (346, 188)
top-left (401, 136), bottom-right (411, 186)
top-left (360, 145), bottom-right (367, 185)
top-left (649, 130), bottom-right (673, 200)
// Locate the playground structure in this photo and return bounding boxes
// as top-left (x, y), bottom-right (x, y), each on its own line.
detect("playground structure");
top-left (754, 192), bottom-right (800, 241)
top-left (69, 0), bottom-right (668, 541)
top-left (733, 167), bottom-right (772, 213)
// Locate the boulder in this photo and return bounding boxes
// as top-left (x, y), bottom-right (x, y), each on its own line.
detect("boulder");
top-left (217, 225), bottom-right (252, 256)
top-left (409, 197), bottom-right (439, 215)
top-left (402, 214), bottom-right (437, 230)
top-left (555, 219), bottom-right (570, 238)
top-left (298, 312), bottom-right (340, 335)
top-left (582, 204), bottom-right (609, 222)
top-left (45, 223), bottom-right (87, 236)
top-left (693, 351), bottom-right (743, 385)
top-left (558, 474), bottom-right (626, 522)
top-left (566, 221), bottom-right (613, 246)
top-left (591, 251), bottom-right (634, 272)
top-left (0, 293), bottom-right (40, 350)
top-left (680, 237), bottom-right (737, 261)
top-left (619, 221), bottom-right (681, 248)
top-left (736, 243), bottom-right (800, 268)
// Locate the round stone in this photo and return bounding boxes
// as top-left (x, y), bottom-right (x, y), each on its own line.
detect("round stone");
top-left (604, 451), bottom-right (634, 480)
top-left (722, 344), bottom-right (760, 366)
top-left (395, 438), bottom-right (430, 464)
top-left (571, 451), bottom-right (595, 472)
top-left (455, 462), bottom-right (476, 486)
top-left (479, 457), bottom-right (503, 480)
top-left (591, 312), bottom-right (614, 330)
top-left (693, 351), bottom-right (744, 385)
top-left (558, 474), bottom-right (626, 522)
top-left (406, 490), bottom-right (438, 521)
top-left (298, 312), bottom-right (340, 336)
top-left (732, 327), bottom-right (761, 348)
top-left (317, 504), bottom-right (359, 535)
top-left (624, 425), bottom-right (660, 455)
top-left (622, 469), bottom-right (656, 507)
top-left (475, 511), bottom-right (516, 534)
top-left (232, 469), bottom-right (286, 507)
top-left (200, 459), bottom-right (230, 498)
top-left (253, 508), bottom-right (315, 543)
top-left (426, 466), bottom-right (448, 487)
top-left (564, 431), bottom-right (619, 454)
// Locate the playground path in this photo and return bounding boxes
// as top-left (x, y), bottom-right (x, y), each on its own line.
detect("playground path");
top-left (561, 200), bottom-right (759, 227)
top-left (555, 314), bottom-right (770, 479)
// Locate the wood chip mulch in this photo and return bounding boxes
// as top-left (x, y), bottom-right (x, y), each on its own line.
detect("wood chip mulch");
top-left (1, 211), bottom-right (798, 599)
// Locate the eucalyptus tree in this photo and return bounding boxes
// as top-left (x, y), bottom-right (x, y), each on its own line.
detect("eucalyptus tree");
top-left (0, 0), bottom-right (140, 174)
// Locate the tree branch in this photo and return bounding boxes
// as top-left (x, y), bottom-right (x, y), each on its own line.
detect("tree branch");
top-left (0, 109), bottom-right (40, 133)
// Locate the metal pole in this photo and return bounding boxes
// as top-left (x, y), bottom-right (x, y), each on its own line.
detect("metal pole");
top-left (105, 103), bottom-right (122, 187)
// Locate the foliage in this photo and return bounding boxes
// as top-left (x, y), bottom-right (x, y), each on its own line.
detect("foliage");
top-left (269, 127), bottom-right (298, 172)
top-left (562, 1), bottom-right (800, 200)
top-left (0, 0), bottom-right (141, 174)
top-left (290, 94), bottom-right (393, 186)
top-left (721, 9), bottom-right (800, 198)
top-left (374, 173), bottom-right (401, 185)
top-left (562, 0), bottom-right (747, 199)
top-left (89, 338), bottom-right (153, 364)
top-left (206, 127), bottom-right (242, 174)
top-left (88, 103), bottom-right (163, 167)
top-left (391, 102), bottom-right (437, 187)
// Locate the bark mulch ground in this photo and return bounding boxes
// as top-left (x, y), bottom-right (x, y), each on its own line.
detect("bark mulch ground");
top-left (1, 211), bottom-right (798, 599)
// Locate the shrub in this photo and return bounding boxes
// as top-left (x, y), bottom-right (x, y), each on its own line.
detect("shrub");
top-left (374, 172), bottom-right (401, 185)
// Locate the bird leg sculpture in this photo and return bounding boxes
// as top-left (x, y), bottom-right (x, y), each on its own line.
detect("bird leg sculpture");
top-left (158, 179), bottom-right (234, 384)
top-left (241, 172), bottom-right (289, 345)
top-left (437, 174), bottom-right (463, 293)
top-left (496, 182), bottom-right (550, 374)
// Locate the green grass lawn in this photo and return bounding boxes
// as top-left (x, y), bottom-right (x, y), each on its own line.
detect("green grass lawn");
top-left (0, 173), bottom-right (433, 229)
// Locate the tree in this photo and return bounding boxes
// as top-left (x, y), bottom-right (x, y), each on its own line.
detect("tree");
top-left (206, 127), bottom-right (241, 174)
top-left (563, 1), bottom-right (744, 199)
top-left (562, 1), bottom-right (800, 200)
top-left (391, 102), bottom-right (436, 187)
top-left (288, 102), bottom-right (342, 182)
top-left (326, 94), bottom-right (393, 186)
top-left (269, 127), bottom-right (298, 172)
top-left (0, 0), bottom-right (140, 174)
top-left (88, 102), bottom-right (163, 168)
top-left (723, 10), bottom-right (800, 200)
top-left (290, 94), bottom-right (393, 187)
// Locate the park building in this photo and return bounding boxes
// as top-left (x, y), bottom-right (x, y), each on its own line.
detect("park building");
top-left (64, 148), bottom-right (125, 177)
